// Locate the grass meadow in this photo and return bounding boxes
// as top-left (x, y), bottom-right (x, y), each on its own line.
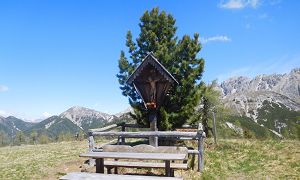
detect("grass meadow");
top-left (0, 139), bottom-right (299, 179)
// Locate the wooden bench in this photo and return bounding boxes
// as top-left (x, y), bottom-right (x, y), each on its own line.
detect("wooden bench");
top-left (88, 130), bottom-right (206, 172)
top-left (80, 145), bottom-right (187, 177)
top-left (102, 144), bottom-right (188, 175)
top-left (60, 172), bottom-right (183, 180)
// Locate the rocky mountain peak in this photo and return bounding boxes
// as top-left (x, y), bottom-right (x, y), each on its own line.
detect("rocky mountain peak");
top-left (219, 68), bottom-right (300, 102)
top-left (59, 106), bottom-right (114, 129)
top-left (219, 68), bottom-right (300, 122)
top-left (290, 68), bottom-right (300, 75)
top-left (114, 107), bottom-right (133, 117)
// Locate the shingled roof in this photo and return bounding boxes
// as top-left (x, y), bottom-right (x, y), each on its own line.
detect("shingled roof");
top-left (126, 52), bottom-right (178, 85)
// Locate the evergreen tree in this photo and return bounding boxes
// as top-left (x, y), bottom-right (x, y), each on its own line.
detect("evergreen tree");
top-left (14, 131), bottom-right (25, 145)
top-left (38, 134), bottom-right (50, 144)
top-left (58, 132), bottom-right (73, 142)
top-left (117, 7), bottom-right (204, 130)
top-left (0, 131), bottom-right (9, 146)
top-left (30, 130), bottom-right (38, 144)
top-left (197, 80), bottom-right (222, 136)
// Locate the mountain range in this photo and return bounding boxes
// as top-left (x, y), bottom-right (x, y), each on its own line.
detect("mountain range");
top-left (0, 116), bottom-right (35, 136)
top-left (0, 68), bottom-right (299, 140)
top-left (0, 106), bottom-right (131, 139)
top-left (217, 68), bottom-right (300, 138)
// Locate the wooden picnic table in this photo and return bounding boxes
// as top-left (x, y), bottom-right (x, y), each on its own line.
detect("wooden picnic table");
top-left (80, 152), bottom-right (186, 177)
top-left (60, 172), bottom-right (183, 180)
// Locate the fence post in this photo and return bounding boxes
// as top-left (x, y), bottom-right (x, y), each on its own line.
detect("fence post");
top-left (88, 131), bottom-right (95, 166)
top-left (212, 111), bottom-right (217, 145)
top-left (149, 111), bottom-right (158, 147)
top-left (197, 123), bottom-right (205, 172)
top-left (121, 124), bottom-right (126, 145)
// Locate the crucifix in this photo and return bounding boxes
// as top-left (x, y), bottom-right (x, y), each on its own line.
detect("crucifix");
top-left (146, 71), bottom-right (161, 109)
top-left (126, 52), bottom-right (178, 147)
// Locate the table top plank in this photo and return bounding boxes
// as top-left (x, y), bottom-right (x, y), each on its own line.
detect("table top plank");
top-left (104, 160), bottom-right (188, 169)
top-left (60, 172), bottom-right (183, 180)
top-left (80, 152), bottom-right (186, 160)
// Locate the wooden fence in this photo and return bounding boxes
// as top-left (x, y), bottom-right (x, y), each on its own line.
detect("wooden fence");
top-left (87, 123), bottom-right (206, 172)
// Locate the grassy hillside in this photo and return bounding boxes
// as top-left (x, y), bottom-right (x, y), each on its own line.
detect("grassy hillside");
top-left (0, 141), bottom-right (87, 180)
top-left (24, 116), bottom-right (82, 138)
top-left (0, 139), bottom-right (299, 179)
top-left (221, 116), bottom-right (279, 139)
top-left (186, 139), bottom-right (300, 179)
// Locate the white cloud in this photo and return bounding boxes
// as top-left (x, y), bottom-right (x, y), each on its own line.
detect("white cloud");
top-left (201, 35), bottom-right (232, 44)
top-left (0, 85), bottom-right (8, 92)
top-left (219, 0), bottom-right (260, 9)
top-left (42, 112), bottom-right (52, 118)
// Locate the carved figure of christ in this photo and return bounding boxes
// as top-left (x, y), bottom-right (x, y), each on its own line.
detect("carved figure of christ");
top-left (147, 76), bottom-right (161, 103)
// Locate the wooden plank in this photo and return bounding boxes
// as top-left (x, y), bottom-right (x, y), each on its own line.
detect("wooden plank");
top-left (104, 160), bottom-right (188, 169)
top-left (80, 152), bottom-right (186, 161)
top-left (91, 131), bottom-right (199, 138)
top-left (122, 123), bottom-right (148, 128)
top-left (176, 129), bottom-right (198, 132)
top-left (102, 145), bottom-right (188, 154)
top-left (181, 124), bottom-right (198, 129)
top-left (89, 124), bottom-right (118, 132)
top-left (60, 172), bottom-right (183, 180)
top-left (188, 149), bottom-right (199, 154)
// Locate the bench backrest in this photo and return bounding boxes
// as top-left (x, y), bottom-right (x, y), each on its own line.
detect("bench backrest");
top-left (103, 144), bottom-right (188, 154)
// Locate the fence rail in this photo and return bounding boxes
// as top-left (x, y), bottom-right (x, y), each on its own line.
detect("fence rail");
top-left (87, 122), bottom-right (205, 172)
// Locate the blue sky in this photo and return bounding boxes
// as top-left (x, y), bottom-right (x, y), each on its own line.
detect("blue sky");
top-left (0, 0), bottom-right (299, 121)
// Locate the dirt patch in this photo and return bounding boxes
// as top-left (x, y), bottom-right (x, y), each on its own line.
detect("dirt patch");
top-left (46, 159), bottom-right (87, 179)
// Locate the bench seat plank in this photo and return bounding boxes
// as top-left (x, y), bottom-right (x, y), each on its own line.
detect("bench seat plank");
top-left (60, 172), bottom-right (183, 180)
top-left (80, 152), bottom-right (186, 161)
top-left (104, 160), bottom-right (188, 169)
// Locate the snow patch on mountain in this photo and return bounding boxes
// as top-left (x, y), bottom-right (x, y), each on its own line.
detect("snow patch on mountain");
top-left (225, 122), bottom-right (243, 135)
top-left (12, 121), bottom-right (21, 131)
top-left (217, 68), bottom-right (300, 137)
top-left (269, 129), bottom-right (283, 138)
top-left (45, 120), bottom-right (55, 129)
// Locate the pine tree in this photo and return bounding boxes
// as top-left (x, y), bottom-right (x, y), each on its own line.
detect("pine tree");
top-left (0, 131), bottom-right (9, 146)
top-left (197, 80), bottom-right (222, 136)
top-left (190, 80), bottom-right (227, 136)
top-left (14, 131), bottom-right (25, 145)
top-left (117, 7), bottom-right (204, 130)
top-left (38, 134), bottom-right (50, 144)
top-left (30, 130), bottom-right (38, 144)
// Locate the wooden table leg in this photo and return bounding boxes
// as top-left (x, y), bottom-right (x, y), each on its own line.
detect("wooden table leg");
top-left (114, 159), bottom-right (118, 174)
top-left (107, 167), bottom-right (112, 174)
top-left (95, 158), bottom-right (104, 173)
top-left (165, 160), bottom-right (171, 177)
